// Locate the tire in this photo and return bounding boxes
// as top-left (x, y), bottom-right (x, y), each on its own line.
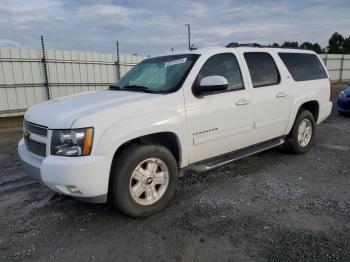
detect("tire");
top-left (285, 110), bottom-right (315, 154)
top-left (109, 143), bottom-right (178, 217)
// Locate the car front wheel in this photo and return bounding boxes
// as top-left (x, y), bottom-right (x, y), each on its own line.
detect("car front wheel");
top-left (109, 144), bottom-right (178, 217)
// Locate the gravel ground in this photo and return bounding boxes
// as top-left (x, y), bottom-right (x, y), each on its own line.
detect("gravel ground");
top-left (0, 83), bottom-right (349, 262)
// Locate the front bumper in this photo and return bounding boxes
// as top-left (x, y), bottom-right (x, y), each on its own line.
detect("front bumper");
top-left (18, 139), bottom-right (113, 203)
top-left (337, 97), bottom-right (350, 112)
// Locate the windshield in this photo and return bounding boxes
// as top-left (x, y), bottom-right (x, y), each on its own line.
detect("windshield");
top-left (113, 54), bottom-right (199, 94)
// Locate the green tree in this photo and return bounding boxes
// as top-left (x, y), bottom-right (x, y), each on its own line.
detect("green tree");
top-left (300, 42), bottom-right (313, 50)
top-left (328, 32), bottom-right (344, 54)
top-left (272, 43), bottom-right (280, 47)
top-left (282, 41), bottom-right (299, 48)
top-left (312, 43), bottom-right (323, 54)
top-left (300, 42), bottom-right (323, 53)
top-left (342, 37), bottom-right (350, 54)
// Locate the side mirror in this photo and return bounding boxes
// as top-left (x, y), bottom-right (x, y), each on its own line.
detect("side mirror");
top-left (194, 75), bottom-right (228, 95)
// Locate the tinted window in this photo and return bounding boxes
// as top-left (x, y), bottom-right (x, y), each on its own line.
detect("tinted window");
top-left (278, 53), bottom-right (327, 81)
top-left (196, 53), bottom-right (244, 92)
top-left (244, 52), bottom-right (280, 88)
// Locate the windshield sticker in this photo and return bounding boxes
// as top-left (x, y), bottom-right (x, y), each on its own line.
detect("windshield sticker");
top-left (164, 58), bottom-right (187, 67)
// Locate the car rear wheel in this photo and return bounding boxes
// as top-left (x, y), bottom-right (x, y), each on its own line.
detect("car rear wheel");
top-left (109, 143), bottom-right (178, 217)
top-left (285, 110), bottom-right (315, 154)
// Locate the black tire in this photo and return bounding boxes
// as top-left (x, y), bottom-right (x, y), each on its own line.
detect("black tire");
top-left (109, 143), bottom-right (178, 217)
top-left (285, 110), bottom-right (315, 154)
top-left (339, 111), bottom-right (349, 117)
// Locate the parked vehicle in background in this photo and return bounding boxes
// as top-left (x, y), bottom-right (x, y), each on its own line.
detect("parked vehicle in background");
top-left (337, 85), bottom-right (350, 115)
top-left (18, 44), bottom-right (332, 217)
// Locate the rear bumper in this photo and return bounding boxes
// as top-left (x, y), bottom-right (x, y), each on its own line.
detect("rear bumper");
top-left (18, 139), bottom-right (113, 203)
top-left (317, 101), bottom-right (333, 124)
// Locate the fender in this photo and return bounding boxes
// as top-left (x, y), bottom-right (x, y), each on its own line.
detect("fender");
top-left (284, 90), bottom-right (320, 135)
top-left (94, 110), bottom-right (188, 167)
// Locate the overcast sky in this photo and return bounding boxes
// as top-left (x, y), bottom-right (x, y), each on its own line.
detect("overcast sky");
top-left (0, 0), bottom-right (349, 56)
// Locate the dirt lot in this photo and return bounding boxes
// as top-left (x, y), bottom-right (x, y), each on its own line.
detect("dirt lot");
top-left (0, 83), bottom-right (349, 262)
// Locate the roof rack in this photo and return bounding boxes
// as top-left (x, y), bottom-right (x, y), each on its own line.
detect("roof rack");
top-left (226, 42), bottom-right (309, 50)
top-left (226, 42), bottom-right (261, 48)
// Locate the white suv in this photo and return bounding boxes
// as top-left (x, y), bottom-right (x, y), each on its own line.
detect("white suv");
top-left (18, 45), bottom-right (332, 217)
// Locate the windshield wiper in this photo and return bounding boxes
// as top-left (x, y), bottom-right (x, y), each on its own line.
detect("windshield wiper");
top-left (108, 84), bottom-right (122, 90)
top-left (122, 85), bottom-right (157, 93)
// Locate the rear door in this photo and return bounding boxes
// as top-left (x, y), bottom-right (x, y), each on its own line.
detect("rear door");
top-left (241, 51), bottom-right (291, 143)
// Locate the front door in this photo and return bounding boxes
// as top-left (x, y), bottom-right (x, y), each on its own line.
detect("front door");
top-left (184, 52), bottom-right (254, 164)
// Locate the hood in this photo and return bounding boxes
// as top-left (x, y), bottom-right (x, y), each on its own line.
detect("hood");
top-left (25, 91), bottom-right (157, 128)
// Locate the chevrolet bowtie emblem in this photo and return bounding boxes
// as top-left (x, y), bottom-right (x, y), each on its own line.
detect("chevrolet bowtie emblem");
top-left (23, 130), bottom-right (30, 139)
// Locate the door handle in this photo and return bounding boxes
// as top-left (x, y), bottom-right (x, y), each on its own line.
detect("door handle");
top-left (235, 99), bottom-right (250, 106)
top-left (276, 92), bottom-right (287, 98)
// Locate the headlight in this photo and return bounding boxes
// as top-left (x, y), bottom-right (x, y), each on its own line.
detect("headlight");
top-left (339, 90), bottom-right (346, 98)
top-left (51, 127), bottom-right (93, 156)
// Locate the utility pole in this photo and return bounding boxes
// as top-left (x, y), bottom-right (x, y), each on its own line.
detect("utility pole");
top-left (116, 41), bottom-right (120, 80)
top-left (185, 24), bottom-right (191, 51)
top-left (41, 35), bottom-right (50, 100)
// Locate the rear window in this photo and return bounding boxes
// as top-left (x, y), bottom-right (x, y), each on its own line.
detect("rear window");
top-left (278, 53), bottom-right (328, 81)
top-left (244, 52), bottom-right (280, 88)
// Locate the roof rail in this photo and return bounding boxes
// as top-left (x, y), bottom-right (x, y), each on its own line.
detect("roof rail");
top-left (226, 42), bottom-right (261, 48)
top-left (226, 42), bottom-right (313, 50)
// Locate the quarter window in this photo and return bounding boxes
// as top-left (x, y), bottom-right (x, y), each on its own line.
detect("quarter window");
top-left (278, 53), bottom-right (328, 81)
top-left (196, 53), bottom-right (244, 92)
top-left (244, 52), bottom-right (280, 88)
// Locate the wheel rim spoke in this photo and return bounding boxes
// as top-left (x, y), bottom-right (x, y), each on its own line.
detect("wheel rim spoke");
top-left (298, 133), bottom-right (302, 143)
top-left (133, 167), bottom-right (146, 180)
top-left (153, 172), bottom-right (168, 185)
top-left (147, 160), bottom-right (158, 173)
top-left (132, 181), bottom-right (145, 197)
top-left (145, 186), bottom-right (158, 200)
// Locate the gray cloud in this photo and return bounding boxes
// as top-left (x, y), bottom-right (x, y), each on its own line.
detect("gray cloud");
top-left (0, 0), bottom-right (349, 56)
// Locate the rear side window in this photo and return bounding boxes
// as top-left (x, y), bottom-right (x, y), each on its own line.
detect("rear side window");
top-left (278, 53), bottom-right (327, 81)
top-left (196, 53), bottom-right (244, 92)
top-left (244, 52), bottom-right (280, 88)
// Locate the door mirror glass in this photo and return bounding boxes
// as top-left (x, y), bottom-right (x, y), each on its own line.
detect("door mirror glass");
top-left (195, 75), bottom-right (228, 95)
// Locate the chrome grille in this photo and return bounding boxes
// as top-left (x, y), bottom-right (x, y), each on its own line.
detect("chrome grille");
top-left (24, 138), bottom-right (46, 157)
top-left (24, 121), bottom-right (48, 137)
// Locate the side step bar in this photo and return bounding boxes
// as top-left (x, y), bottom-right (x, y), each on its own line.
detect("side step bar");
top-left (186, 137), bottom-right (285, 173)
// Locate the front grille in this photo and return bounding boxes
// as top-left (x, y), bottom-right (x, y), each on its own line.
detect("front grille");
top-left (25, 138), bottom-right (46, 157)
top-left (24, 121), bottom-right (48, 137)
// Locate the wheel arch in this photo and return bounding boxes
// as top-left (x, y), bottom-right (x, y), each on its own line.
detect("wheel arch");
top-left (111, 132), bottom-right (182, 168)
top-left (299, 100), bottom-right (319, 123)
top-left (286, 99), bottom-right (320, 135)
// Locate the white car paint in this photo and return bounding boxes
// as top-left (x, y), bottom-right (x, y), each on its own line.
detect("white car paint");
top-left (18, 46), bottom-right (332, 202)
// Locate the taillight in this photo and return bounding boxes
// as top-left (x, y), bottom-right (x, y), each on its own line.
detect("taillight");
top-left (329, 78), bottom-right (332, 101)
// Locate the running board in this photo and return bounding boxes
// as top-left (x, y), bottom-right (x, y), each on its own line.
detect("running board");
top-left (186, 137), bottom-right (285, 173)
